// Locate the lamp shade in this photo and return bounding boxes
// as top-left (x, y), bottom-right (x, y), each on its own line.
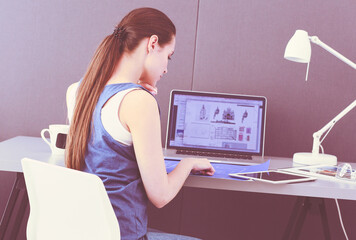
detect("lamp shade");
top-left (284, 30), bottom-right (311, 63)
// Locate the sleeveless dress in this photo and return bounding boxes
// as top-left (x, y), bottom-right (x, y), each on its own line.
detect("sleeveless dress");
top-left (83, 83), bottom-right (152, 240)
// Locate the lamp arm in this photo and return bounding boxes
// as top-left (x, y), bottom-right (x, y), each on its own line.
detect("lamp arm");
top-left (311, 100), bottom-right (356, 154)
top-left (309, 36), bottom-right (356, 70)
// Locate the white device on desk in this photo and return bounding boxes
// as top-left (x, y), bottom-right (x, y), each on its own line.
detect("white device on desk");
top-left (284, 29), bottom-right (356, 166)
top-left (163, 89), bottom-right (267, 165)
top-left (229, 170), bottom-right (316, 184)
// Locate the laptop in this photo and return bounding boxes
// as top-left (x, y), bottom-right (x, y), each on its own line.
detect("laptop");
top-left (163, 90), bottom-right (267, 165)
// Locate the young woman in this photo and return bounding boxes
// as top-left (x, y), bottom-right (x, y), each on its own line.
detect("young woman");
top-left (65, 7), bottom-right (215, 240)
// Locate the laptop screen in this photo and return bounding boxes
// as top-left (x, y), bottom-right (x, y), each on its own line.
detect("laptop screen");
top-left (166, 90), bottom-right (267, 156)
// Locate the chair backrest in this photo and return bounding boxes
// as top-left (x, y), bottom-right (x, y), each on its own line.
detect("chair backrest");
top-left (21, 158), bottom-right (120, 240)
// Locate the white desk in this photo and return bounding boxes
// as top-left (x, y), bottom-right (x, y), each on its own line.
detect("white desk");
top-left (0, 136), bottom-right (65, 172)
top-left (185, 163), bottom-right (356, 201)
top-left (1, 136), bottom-right (356, 239)
top-left (2, 136), bottom-right (356, 201)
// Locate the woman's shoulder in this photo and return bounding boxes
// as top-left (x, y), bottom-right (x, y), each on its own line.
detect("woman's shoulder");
top-left (66, 81), bottom-right (80, 123)
top-left (66, 82), bottom-right (80, 96)
top-left (68, 81), bottom-right (80, 89)
top-left (66, 81), bottom-right (80, 105)
top-left (124, 87), bottom-right (156, 103)
top-left (121, 88), bottom-right (158, 114)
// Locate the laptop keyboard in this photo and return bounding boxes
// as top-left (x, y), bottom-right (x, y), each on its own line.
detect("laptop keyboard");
top-left (176, 149), bottom-right (252, 160)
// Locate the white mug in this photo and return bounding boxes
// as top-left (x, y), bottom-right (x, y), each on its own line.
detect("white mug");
top-left (41, 124), bottom-right (69, 155)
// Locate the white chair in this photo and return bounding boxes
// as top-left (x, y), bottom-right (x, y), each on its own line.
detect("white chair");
top-left (21, 158), bottom-right (120, 240)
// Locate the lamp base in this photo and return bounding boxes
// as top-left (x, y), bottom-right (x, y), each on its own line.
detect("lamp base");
top-left (293, 152), bottom-right (337, 166)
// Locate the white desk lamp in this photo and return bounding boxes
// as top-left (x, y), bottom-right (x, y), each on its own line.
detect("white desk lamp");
top-left (284, 30), bottom-right (356, 165)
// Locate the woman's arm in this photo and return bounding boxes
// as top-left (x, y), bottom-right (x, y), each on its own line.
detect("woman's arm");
top-left (120, 89), bottom-right (214, 208)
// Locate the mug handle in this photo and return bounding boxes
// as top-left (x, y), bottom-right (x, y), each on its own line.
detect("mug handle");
top-left (40, 129), bottom-right (52, 148)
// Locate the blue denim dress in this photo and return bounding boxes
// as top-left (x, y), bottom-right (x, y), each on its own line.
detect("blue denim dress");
top-left (83, 83), bottom-right (150, 240)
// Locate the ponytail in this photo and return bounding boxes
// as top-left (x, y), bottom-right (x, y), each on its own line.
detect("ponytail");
top-left (66, 8), bottom-right (176, 170)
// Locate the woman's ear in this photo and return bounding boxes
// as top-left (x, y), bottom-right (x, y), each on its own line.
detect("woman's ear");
top-left (148, 35), bottom-right (159, 53)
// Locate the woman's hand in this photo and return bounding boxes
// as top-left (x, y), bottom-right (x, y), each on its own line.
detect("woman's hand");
top-left (138, 80), bottom-right (158, 96)
top-left (182, 158), bottom-right (215, 176)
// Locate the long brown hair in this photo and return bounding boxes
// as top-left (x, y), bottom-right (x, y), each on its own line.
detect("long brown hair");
top-left (66, 8), bottom-right (176, 170)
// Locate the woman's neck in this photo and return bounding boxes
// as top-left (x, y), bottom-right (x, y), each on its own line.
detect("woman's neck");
top-left (107, 39), bottom-right (148, 85)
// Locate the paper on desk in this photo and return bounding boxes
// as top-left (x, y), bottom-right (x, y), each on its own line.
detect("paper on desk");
top-left (165, 159), bottom-right (270, 180)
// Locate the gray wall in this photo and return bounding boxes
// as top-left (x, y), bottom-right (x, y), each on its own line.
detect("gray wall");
top-left (0, 0), bottom-right (198, 142)
top-left (193, 0), bottom-right (356, 161)
top-left (1, 0), bottom-right (355, 160)
top-left (1, 0), bottom-right (355, 239)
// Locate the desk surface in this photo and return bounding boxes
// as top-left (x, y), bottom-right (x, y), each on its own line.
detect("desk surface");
top-left (1, 136), bottom-right (356, 200)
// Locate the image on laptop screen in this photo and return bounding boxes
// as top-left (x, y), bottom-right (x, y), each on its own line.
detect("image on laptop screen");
top-left (166, 90), bottom-right (267, 157)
